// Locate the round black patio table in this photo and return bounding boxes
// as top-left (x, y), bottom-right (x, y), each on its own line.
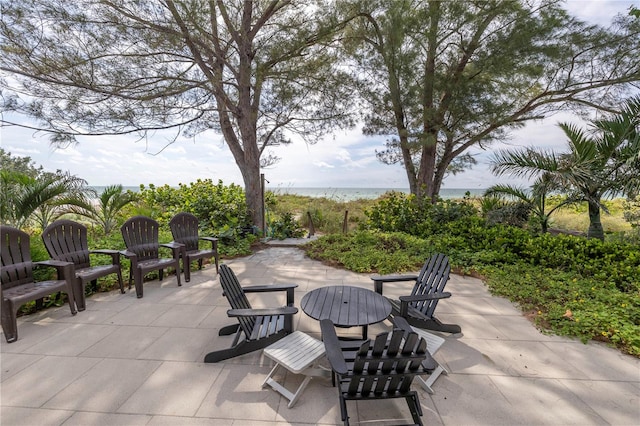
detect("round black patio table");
top-left (301, 285), bottom-right (392, 339)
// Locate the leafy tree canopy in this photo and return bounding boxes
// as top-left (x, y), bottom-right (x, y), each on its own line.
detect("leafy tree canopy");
top-left (338, 0), bottom-right (640, 200)
top-left (0, 0), bottom-right (357, 227)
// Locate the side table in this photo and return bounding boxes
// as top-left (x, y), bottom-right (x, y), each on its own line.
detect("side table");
top-left (410, 326), bottom-right (448, 393)
top-left (262, 331), bottom-right (329, 408)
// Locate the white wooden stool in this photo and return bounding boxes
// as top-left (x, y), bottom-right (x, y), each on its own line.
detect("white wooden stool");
top-left (262, 331), bottom-right (329, 408)
top-left (411, 326), bottom-right (449, 393)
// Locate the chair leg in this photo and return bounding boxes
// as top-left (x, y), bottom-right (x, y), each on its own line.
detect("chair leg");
top-left (175, 262), bottom-right (181, 287)
top-left (135, 269), bottom-right (144, 298)
top-left (66, 291), bottom-right (78, 316)
top-left (74, 279), bottom-right (86, 311)
top-left (184, 259), bottom-right (191, 283)
top-left (339, 395), bottom-right (349, 426)
top-left (62, 265), bottom-right (77, 315)
top-left (1, 300), bottom-right (18, 343)
top-left (405, 393), bottom-right (424, 425)
top-left (116, 268), bottom-right (125, 294)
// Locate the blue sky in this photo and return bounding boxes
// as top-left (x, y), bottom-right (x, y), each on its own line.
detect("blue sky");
top-left (0, 1), bottom-right (636, 190)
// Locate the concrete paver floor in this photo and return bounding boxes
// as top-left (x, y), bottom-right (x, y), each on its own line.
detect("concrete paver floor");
top-left (1, 246), bottom-right (639, 425)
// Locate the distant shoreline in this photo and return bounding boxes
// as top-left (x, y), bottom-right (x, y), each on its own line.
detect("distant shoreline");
top-left (89, 185), bottom-right (486, 201)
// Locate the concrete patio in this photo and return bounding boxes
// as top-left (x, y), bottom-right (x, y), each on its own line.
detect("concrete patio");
top-left (1, 246), bottom-right (639, 425)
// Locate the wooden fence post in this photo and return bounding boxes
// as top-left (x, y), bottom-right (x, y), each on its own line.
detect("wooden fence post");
top-left (342, 210), bottom-right (348, 234)
top-left (307, 211), bottom-right (315, 238)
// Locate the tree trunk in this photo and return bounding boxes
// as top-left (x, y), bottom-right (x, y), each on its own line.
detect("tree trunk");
top-left (417, 132), bottom-right (438, 202)
top-left (240, 161), bottom-right (263, 232)
top-left (587, 200), bottom-right (604, 240)
top-left (217, 105), bottom-right (264, 229)
top-left (237, 121), bottom-right (264, 230)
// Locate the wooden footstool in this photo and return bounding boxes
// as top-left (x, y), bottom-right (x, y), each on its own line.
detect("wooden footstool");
top-left (262, 331), bottom-right (329, 408)
top-left (411, 326), bottom-right (449, 393)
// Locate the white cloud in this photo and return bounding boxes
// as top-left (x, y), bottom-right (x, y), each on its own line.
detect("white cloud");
top-left (313, 161), bottom-right (335, 169)
top-left (565, 0), bottom-right (636, 24)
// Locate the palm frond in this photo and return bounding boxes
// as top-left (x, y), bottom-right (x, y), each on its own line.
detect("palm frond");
top-left (484, 184), bottom-right (531, 202)
top-left (490, 147), bottom-right (560, 179)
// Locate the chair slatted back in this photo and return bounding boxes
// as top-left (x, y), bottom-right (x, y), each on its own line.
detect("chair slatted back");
top-left (169, 212), bottom-right (199, 252)
top-left (346, 328), bottom-right (426, 397)
top-left (42, 220), bottom-right (91, 269)
top-left (410, 253), bottom-right (451, 318)
top-left (121, 216), bottom-right (160, 262)
top-left (1, 226), bottom-right (34, 288)
top-left (219, 264), bottom-right (256, 337)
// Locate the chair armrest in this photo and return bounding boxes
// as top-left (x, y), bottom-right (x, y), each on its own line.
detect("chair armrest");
top-left (119, 250), bottom-right (136, 259)
top-left (370, 274), bottom-right (418, 294)
top-left (161, 242), bottom-right (184, 250)
top-left (90, 249), bottom-right (121, 263)
top-left (35, 260), bottom-right (75, 281)
top-left (389, 316), bottom-right (413, 332)
top-left (242, 284), bottom-right (298, 292)
top-left (161, 242), bottom-right (184, 260)
top-left (200, 236), bottom-right (218, 248)
top-left (227, 306), bottom-right (298, 317)
top-left (320, 319), bottom-right (349, 375)
top-left (91, 249), bottom-right (119, 255)
top-left (242, 284), bottom-right (297, 307)
top-left (36, 259), bottom-right (74, 268)
top-left (398, 292), bottom-right (451, 317)
top-left (399, 292), bottom-right (452, 303)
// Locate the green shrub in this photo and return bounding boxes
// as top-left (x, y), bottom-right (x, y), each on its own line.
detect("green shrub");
top-left (485, 201), bottom-right (532, 227)
top-left (304, 216), bottom-right (640, 356)
top-left (268, 212), bottom-right (305, 240)
top-left (362, 193), bottom-right (478, 237)
top-left (304, 231), bottom-right (434, 274)
top-left (138, 179), bottom-right (249, 234)
top-left (484, 263), bottom-right (640, 356)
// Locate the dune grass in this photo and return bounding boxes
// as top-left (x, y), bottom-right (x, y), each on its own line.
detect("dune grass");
top-left (270, 192), bottom-right (634, 237)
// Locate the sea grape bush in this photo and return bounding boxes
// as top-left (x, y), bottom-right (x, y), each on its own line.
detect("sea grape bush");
top-left (138, 179), bottom-right (249, 233)
top-left (363, 191), bottom-right (477, 237)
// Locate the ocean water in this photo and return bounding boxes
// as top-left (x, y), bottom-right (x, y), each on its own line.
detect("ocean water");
top-left (268, 187), bottom-right (485, 201)
top-left (89, 186), bottom-right (485, 201)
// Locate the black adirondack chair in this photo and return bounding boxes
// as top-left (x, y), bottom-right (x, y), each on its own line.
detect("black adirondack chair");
top-left (1, 226), bottom-right (77, 343)
top-left (321, 318), bottom-right (430, 426)
top-left (371, 253), bottom-right (461, 334)
top-left (169, 212), bottom-right (219, 282)
top-left (204, 264), bottom-right (298, 363)
top-left (120, 216), bottom-right (182, 298)
top-left (42, 219), bottom-right (124, 310)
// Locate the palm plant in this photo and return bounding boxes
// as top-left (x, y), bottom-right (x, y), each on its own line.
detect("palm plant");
top-left (67, 184), bottom-right (138, 234)
top-left (484, 173), bottom-right (575, 233)
top-left (1, 169), bottom-right (92, 229)
top-left (491, 97), bottom-right (640, 240)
